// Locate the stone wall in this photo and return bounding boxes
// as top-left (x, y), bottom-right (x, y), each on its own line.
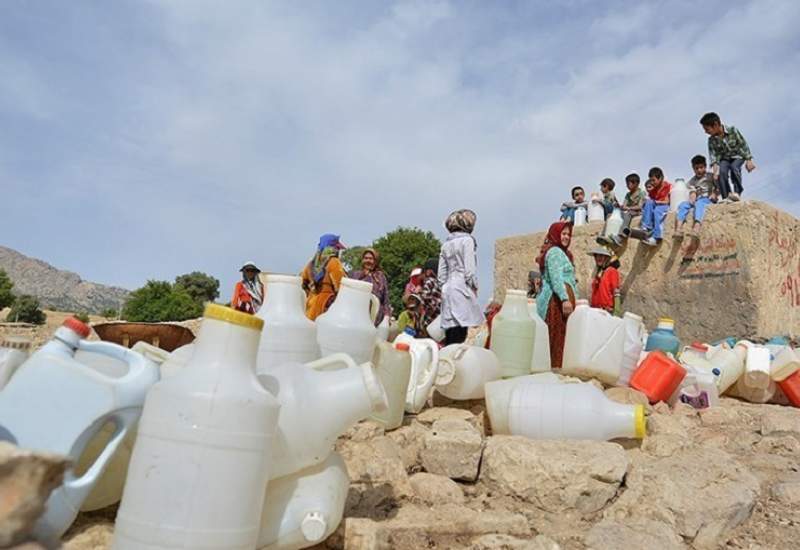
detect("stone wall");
top-left (494, 201), bottom-right (800, 342)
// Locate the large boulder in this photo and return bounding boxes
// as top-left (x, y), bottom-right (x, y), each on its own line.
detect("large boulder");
top-left (0, 442), bottom-right (69, 547)
top-left (420, 419), bottom-right (483, 481)
top-left (605, 447), bottom-right (760, 549)
top-left (479, 437), bottom-right (629, 517)
top-left (494, 201), bottom-right (800, 341)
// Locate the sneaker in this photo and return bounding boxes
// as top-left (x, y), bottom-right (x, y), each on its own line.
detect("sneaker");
top-left (643, 237), bottom-right (658, 247)
top-left (729, 193), bottom-right (741, 202)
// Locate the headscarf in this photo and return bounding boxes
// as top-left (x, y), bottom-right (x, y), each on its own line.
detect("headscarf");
top-left (537, 221), bottom-right (574, 272)
top-left (310, 233), bottom-right (344, 284)
top-left (444, 209), bottom-right (477, 234)
top-left (361, 248), bottom-right (381, 273)
top-left (242, 276), bottom-right (264, 311)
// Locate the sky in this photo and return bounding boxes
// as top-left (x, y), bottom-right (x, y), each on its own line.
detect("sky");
top-left (2, 0), bottom-right (799, 305)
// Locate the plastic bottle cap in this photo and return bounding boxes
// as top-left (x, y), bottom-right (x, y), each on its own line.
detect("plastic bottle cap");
top-left (301, 511), bottom-right (327, 542)
top-left (395, 343), bottom-right (410, 351)
top-left (690, 342), bottom-right (708, 351)
top-left (63, 317), bottom-right (91, 339)
top-left (203, 304), bottom-right (264, 331)
top-left (712, 368), bottom-right (721, 376)
top-left (634, 405), bottom-right (646, 439)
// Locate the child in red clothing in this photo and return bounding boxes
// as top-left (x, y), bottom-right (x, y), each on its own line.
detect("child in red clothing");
top-left (589, 247), bottom-right (621, 315)
top-left (641, 166), bottom-right (672, 246)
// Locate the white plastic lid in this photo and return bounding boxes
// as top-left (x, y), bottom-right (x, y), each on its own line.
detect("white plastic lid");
top-left (656, 318), bottom-right (675, 330)
top-left (265, 274), bottom-right (302, 285)
top-left (301, 511), bottom-right (327, 542)
top-left (361, 362), bottom-right (388, 413)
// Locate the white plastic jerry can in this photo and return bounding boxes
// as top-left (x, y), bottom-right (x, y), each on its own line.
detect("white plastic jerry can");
top-left (573, 206), bottom-right (587, 226)
top-left (375, 316), bottom-right (391, 343)
top-left (603, 208), bottom-right (624, 239)
top-left (491, 290), bottom-right (535, 378)
top-left (113, 305), bottom-right (280, 550)
top-left (728, 376), bottom-right (776, 404)
top-left (0, 318), bottom-right (159, 542)
top-left (588, 193), bottom-right (605, 222)
top-left (258, 353), bottom-right (387, 480)
top-left (770, 346), bottom-right (800, 382)
top-left (370, 341), bottom-right (412, 430)
top-left (0, 335), bottom-right (32, 390)
top-left (743, 345), bottom-right (772, 390)
top-left (316, 278), bottom-right (380, 364)
top-left (527, 299), bottom-right (552, 373)
top-left (508, 382), bottom-right (646, 441)
top-left (258, 274), bottom-right (320, 369)
top-left (435, 344), bottom-right (501, 400)
top-left (393, 333), bottom-right (440, 413)
top-left (257, 451), bottom-right (349, 550)
top-left (562, 302), bottom-right (625, 385)
top-left (669, 366), bottom-right (720, 409)
top-left (706, 345), bottom-right (744, 394)
top-left (670, 178), bottom-right (690, 213)
top-left (426, 314), bottom-right (446, 343)
top-left (617, 312), bottom-right (645, 387)
top-left (484, 372), bottom-right (562, 435)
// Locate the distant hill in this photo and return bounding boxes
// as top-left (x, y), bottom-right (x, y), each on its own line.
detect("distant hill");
top-left (0, 245), bottom-right (129, 314)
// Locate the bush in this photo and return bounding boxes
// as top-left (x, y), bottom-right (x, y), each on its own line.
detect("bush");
top-left (340, 246), bottom-right (367, 273)
top-left (372, 227), bottom-right (441, 314)
top-left (6, 295), bottom-right (46, 325)
top-left (101, 308), bottom-right (119, 319)
top-left (0, 270), bottom-right (14, 310)
top-left (174, 272), bottom-right (220, 305)
top-left (74, 312), bottom-right (90, 323)
top-left (122, 280), bottom-right (204, 322)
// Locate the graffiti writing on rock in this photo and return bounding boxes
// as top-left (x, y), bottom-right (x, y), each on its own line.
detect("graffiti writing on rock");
top-left (679, 236), bottom-right (740, 280)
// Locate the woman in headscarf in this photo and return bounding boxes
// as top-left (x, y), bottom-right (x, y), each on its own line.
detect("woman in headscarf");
top-left (231, 261), bottom-right (265, 314)
top-left (536, 221), bottom-right (578, 369)
top-left (420, 258), bottom-right (442, 329)
top-left (301, 233), bottom-right (346, 320)
top-left (438, 209), bottom-right (484, 345)
top-left (349, 247), bottom-right (391, 326)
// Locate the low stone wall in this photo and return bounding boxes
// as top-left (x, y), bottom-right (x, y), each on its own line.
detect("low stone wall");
top-left (494, 201), bottom-right (800, 342)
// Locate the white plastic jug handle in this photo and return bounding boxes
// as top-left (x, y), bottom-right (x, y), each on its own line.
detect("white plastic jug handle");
top-left (435, 357), bottom-right (456, 386)
top-left (369, 295), bottom-right (380, 324)
top-left (306, 353), bottom-right (359, 372)
top-left (407, 339), bottom-right (440, 409)
top-left (77, 340), bottom-right (151, 384)
top-left (64, 409), bottom-right (138, 499)
top-left (453, 345), bottom-right (469, 362)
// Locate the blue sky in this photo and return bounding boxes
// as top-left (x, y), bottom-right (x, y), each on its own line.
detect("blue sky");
top-left (2, 0), bottom-right (799, 304)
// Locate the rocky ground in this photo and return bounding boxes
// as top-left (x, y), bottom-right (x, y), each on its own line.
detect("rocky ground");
top-left (57, 391), bottom-right (800, 550)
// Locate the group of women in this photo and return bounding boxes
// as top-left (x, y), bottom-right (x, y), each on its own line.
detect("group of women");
top-left (230, 212), bottom-right (617, 369)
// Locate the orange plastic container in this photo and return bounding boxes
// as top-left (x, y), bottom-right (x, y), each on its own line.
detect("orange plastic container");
top-left (630, 350), bottom-right (686, 404)
top-left (778, 369), bottom-right (800, 408)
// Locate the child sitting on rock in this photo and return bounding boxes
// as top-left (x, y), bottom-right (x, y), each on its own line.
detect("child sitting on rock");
top-left (560, 186), bottom-right (587, 223)
top-left (675, 155), bottom-right (717, 239)
top-left (597, 178), bottom-right (619, 218)
top-left (641, 167), bottom-right (672, 247)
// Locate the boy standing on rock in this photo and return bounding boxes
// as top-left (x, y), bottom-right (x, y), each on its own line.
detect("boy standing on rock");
top-left (700, 112), bottom-right (756, 202)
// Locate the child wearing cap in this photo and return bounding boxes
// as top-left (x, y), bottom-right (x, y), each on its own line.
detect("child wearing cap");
top-left (397, 294), bottom-right (425, 337)
top-left (589, 248), bottom-right (621, 315)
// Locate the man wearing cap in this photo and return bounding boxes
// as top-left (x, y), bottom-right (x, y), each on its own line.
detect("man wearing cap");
top-left (588, 247), bottom-right (621, 315)
top-left (231, 261), bottom-right (265, 314)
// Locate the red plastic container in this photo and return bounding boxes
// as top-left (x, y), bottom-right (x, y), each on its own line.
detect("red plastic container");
top-left (630, 350), bottom-right (687, 404)
top-left (778, 369), bottom-right (800, 408)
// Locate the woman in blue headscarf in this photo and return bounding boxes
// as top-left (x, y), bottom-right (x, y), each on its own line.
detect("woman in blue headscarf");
top-left (301, 233), bottom-right (346, 320)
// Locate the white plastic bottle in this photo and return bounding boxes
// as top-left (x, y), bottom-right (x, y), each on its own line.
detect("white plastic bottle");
top-left (259, 354), bottom-right (387, 480)
top-left (670, 178), bottom-right (690, 213)
top-left (603, 208), bottom-right (624, 239)
top-left (160, 342), bottom-right (195, 379)
top-left (113, 305), bottom-right (280, 550)
top-left (508, 382), bottom-right (646, 441)
top-left (258, 274), bottom-right (320, 369)
top-left (669, 366), bottom-right (719, 409)
top-left (0, 336), bottom-right (31, 390)
top-left (617, 312), bottom-right (645, 387)
top-left (316, 278), bottom-right (379, 364)
top-left (375, 316), bottom-right (390, 343)
top-left (706, 345), bottom-right (744, 394)
top-left (562, 302), bottom-right (625, 385)
top-left (257, 452), bottom-right (349, 550)
top-left (744, 344), bottom-right (772, 390)
top-left (573, 206), bottom-right (587, 227)
top-left (526, 299), bottom-right (552, 373)
top-left (370, 341), bottom-right (412, 430)
top-left (393, 333), bottom-right (440, 414)
top-left (728, 377), bottom-right (776, 404)
top-left (425, 314), bottom-right (446, 343)
top-left (484, 372), bottom-right (561, 435)
top-left (435, 344), bottom-right (502, 400)
top-left (770, 346), bottom-right (800, 382)
top-left (0, 318), bottom-right (159, 542)
top-left (491, 290), bottom-right (535, 378)
top-left (588, 194), bottom-right (605, 222)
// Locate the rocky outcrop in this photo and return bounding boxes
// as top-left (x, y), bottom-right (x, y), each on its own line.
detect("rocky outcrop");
top-left (494, 201), bottom-right (800, 342)
top-left (0, 245), bottom-right (128, 313)
top-left (0, 442), bottom-right (69, 547)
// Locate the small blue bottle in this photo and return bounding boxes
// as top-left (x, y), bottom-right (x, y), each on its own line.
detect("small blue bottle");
top-left (645, 318), bottom-right (681, 357)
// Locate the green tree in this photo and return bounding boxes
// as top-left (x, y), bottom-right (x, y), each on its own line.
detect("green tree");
top-left (101, 308), bottom-right (119, 319)
top-left (122, 280), bottom-right (204, 322)
top-left (340, 246), bottom-right (367, 273)
top-left (372, 227), bottom-right (441, 314)
top-left (174, 271), bottom-right (220, 305)
top-left (0, 269), bottom-right (14, 310)
top-left (6, 295), bottom-right (47, 325)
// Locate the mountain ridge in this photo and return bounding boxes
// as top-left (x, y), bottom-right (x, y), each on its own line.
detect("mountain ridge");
top-left (0, 245), bottom-right (129, 314)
